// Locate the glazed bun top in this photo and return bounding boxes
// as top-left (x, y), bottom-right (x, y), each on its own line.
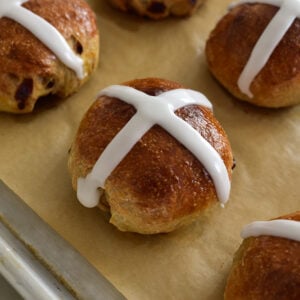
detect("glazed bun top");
top-left (68, 78), bottom-right (234, 234)
top-left (206, 1), bottom-right (300, 107)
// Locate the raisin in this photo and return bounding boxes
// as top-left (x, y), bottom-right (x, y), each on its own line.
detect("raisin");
top-left (75, 41), bottom-right (83, 54)
top-left (147, 2), bottom-right (166, 14)
top-left (15, 78), bottom-right (33, 110)
top-left (232, 158), bottom-right (236, 170)
top-left (46, 79), bottom-right (55, 89)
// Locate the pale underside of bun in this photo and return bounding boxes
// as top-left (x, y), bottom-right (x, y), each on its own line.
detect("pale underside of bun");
top-left (206, 3), bottom-right (300, 108)
top-left (224, 211), bottom-right (300, 300)
top-left (0, 0), bottom-right (99, 113)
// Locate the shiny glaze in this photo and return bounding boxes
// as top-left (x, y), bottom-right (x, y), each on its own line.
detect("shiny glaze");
top-left (77, 85), bottom-right (231, 208)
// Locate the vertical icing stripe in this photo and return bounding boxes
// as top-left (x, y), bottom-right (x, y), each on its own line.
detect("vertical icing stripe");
top-left (77, 85), bottom-right (231, 208)
top-left (0, 0), bottom-right (84, 79)
top-left (241, 220), bottom-right (300, 242)
top-left (238, 2), bottom-right (295, 97)
top-left (160, 114), bottom-right (230, 203)
top-left (88, 113), bottom-right (153, 188)
top-left (229, 0), bottom-right (300, 97)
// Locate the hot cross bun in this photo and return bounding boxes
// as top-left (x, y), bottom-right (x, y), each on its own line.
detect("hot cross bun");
top-left (0, 0), bottom-right (99, 113)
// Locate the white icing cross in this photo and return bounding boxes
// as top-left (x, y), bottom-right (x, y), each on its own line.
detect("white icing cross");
top-left (242, 219), bottom-right (300, 242)
top-left (0, 0), bottom-right (84, 78)
top-left (77, 85), bottom-right (231, 208)
top-left (230, 0), bottom-right (300, 97)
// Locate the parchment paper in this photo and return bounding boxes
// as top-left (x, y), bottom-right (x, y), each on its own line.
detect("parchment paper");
top-left (0, 0), bottom-right (299, 299)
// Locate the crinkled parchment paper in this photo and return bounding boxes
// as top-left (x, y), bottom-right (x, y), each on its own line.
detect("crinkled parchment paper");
top-left (0, 0), bottom-right (299, 299)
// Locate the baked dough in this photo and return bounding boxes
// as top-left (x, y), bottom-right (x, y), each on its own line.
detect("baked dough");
top-left (225, 211), bottom-right (300, 299)
top-left (68, 78), bottom-right (234, 234)
top-left (206, 3), bottom-right (300, 108)
top-left (109, 0), bottom-right (205, 20)
top-left (0, 0), bottom-right (99, 113)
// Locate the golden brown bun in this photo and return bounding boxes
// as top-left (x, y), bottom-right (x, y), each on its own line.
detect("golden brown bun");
top-left (68, 78), bottom-right (233, 234)
top-left (225, 211), bottom-right (300, 300)
top-left (109, 0), bottom-right (205, 20)
top-left (0, 0), bottom-right (99, 113)
top-left (205, 3), bottom-right (300, 108)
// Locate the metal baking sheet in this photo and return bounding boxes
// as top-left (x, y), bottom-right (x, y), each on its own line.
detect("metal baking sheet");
top-left (0, 180), bottom-right (125, 300)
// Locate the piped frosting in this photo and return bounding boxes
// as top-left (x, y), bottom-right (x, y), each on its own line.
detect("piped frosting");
top-left (0, 0), bottom-right (84, 78)
top-left (77, 85), bottom-right (231, 208)
top-left (230, 0), bottom-right (300, 97)
top-left (241, 219), bottom-right (300, 242)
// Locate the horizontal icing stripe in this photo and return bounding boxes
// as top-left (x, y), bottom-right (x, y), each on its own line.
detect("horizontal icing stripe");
top-left (241, 219), bottom-right (300, 242)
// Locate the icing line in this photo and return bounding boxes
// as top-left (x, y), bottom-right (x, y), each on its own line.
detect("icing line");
top-left (241, 219), bottom-right (300, 242)
top-left (0, 0), bottom-right (84, 79)
top-left (229, 0), bottom-right (300, 97)
top-left (77, 85), bottom-right (231, 208)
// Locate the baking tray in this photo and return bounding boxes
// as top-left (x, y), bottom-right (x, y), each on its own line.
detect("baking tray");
top-left (0, 180), bottom-right (125, 300)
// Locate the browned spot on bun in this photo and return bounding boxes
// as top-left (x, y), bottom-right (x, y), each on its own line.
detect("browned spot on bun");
top-left (225, 211), bottom-right (300, 300)
top-left (206, 3), bottom-right (300, 107)
top-left (0, 0), bottom-right (99, 113)
top-left (68, 78), bottom-right (233, 234)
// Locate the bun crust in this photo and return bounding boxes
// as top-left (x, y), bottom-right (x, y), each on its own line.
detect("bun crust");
top-left (225, 211), bottom-right (300, 300)
top-left (0, 0), bottom-right (99, 113)
top-left (68, 78), bottom-right (233, 234)
top-left (109, 0), bottom-right (205, 20)
top-left (205, 4), bottom-right (300, 108)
